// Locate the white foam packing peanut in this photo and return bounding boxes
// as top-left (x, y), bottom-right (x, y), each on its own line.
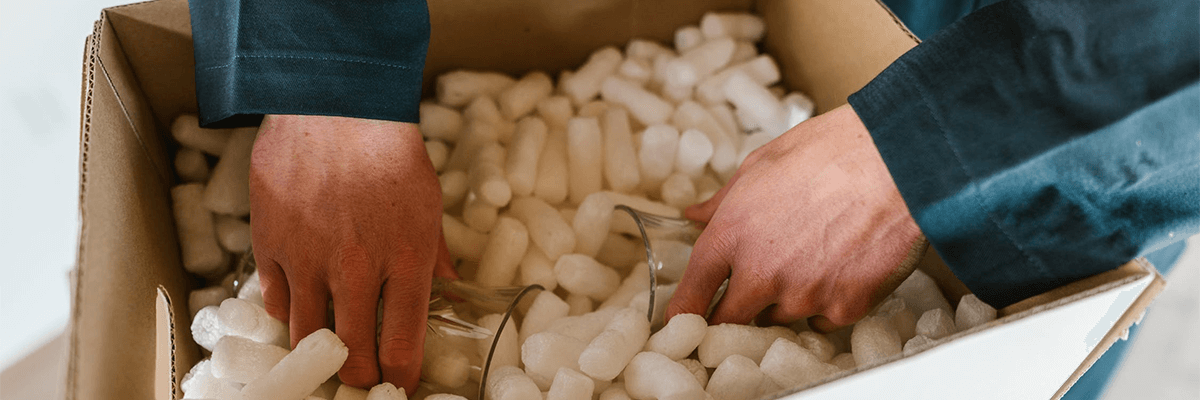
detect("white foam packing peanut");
top-left (499, 71), bottom-right (554, 120)
top-left (700, 12), bottom-right (766, 41)
top-left (893, 269), bottom-right (952, 317)
top-left (504, 117), bottom-right (548, 197)
top-left (477, 313), bottom-right (521, 370)
top-left (462, 192), bottom-right (499, 232)
top-left (172, 114), bottom-right (232, 155)
top-left (759, 338), bottom-right (840, 390)
top-left (176, 147), bottom-right (210, 183)
top-left (239, 329), bottom-right (348, 400)
top-left (599, 76), bottom-right (674, 126)
top-left (521, 291), bottom-right (571, 346)
top-left (572, 192), bottom-right (616, 257)
top-left (204, 127), bottom-right (256, 217)
top-left (215, 215), bottom-right (251, 253)
top-left (444, 119), bottom-right (499, 172)
top-left (426, 140), bottom-right (449, 172)
top-left (182, 359), bottom-right (242, 399)
top-left (567, 293), bottom-right (595, 317)
top-left (674, 128), bottom-right (715, 177)
top-left (424, 395), bottom-right (468, 400)
top-left (436, 70), bottom-right (516, 107)
top-left (521, 331), bottom-right (588, 390)
top-left (664, 37), bottom-right (736, 88)
top-left (190, 286), bottom-right (232, 317)
top-left (487, 365), bottom-right (542, 400)
top-left (442, 214), bottom-right (486, 262)
top-left (509, 197), bottom-right (576, 260)
top-left (518, 246), bottom-right (558, 291)
top-left (661, 173), bottom-right (698, 209)
top-left (624, 351), bottom-right (706, 400)
top-left (600, 383), bottom-right (634, 400)
top-left (546, 307), bottom-right (620, 342)
top-left (173, 183), bottom-right (229, 278)
top-left (794, 331), bottom-right (837, 362)
top-left (830, 353), bottom-right (857, 370)
top-left (562, 46), bottom-right (623, 105)
top-left (547, 367), bottom-right (595, 400)
top-left (903, 335), bottom-right (936, 355)
top-left (333, 382), bottom-right (368, 400)
top-left (672, 101), bottom-right (738, 174)
top-left (678, 358), bottom-right (709, 388)
top-left (637, 124), bottom-right (681, 188)
top-left (440, 170), bottom-right (469, 210)
top-left (850, 315), bottom-right (902, 366)
top-left (422, 333), bottom-right (472, 389)
top-left (212, 335), bottom-right (290, 384)
top-left (468, 142), bottom-right (513, 207)
top-left (916, 307), bottom-right (958, 339)
top-left (600, 264), bottom-right (651, 310)
top-left (579, 307), bottom-right (651, 380)
top-left (554, 254), bottom-right (621, 300)
top-left (673, 25), bottom-right (705, 52)
top-left (534, 131), bottom-right (570, 204)
top-left (601, 108), bottom-right (643, 193)
top-left (956, 294), bottom-right (998, 330)
top-left (697, 55), bottom-right (781, 105)
top-left (697, 323), bottom-right (798, 368)
top-left (476, 217), bottom-right (529, 286)
top-left (366, 383), bottom-right (406, 400)
top-left (626, 39), bottom-right (673, 62)
top-left (628, 283), bottom-right (677, 329)
top-left (729, 41), bottom-right (757, 64)
top-left (736, 131), bottom-right (773, 167)
top-left (646, 313), bottom-right (707, 360)
top-left (567, 117), bottom-right (605, 204)
top-left (706, 354), bottom-right (764, 400)
top-left (537, 96), bottom-right (574, 131)
top-left (872, 296), bottom-right (918, 342)
top-left (723, 71), bottom-right (787, 137)
top-left (782, 92), bottom-right (815, 129)
top-left (464, 96), bottom-right (517, 144)
top-left (191, 300), bottom-right (279, 352)
top-left (237, 270), bottom-right (264, 306)
top-left (420, 102), bottom-right (464, 142)
top-left (618, 58), bottom-right (653, 83)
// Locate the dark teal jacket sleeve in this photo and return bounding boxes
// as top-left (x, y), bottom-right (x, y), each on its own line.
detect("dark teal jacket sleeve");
top-left (188, 0), bottom-right (429, 128)
top-left (849, 0), bottom-right (1200, 308)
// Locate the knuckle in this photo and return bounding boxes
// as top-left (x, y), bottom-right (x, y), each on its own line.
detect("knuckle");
top-left (378, 336), bottom-right (422, 371)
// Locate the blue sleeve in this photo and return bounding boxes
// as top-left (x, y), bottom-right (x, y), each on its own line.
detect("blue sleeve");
top-left (188, 0), bottom-right (429, 128)
top-left (848, 0), bottom-right (1200, 308)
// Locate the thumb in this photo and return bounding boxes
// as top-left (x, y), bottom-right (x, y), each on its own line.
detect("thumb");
top-left (684, 171), bottom-right (741, 223)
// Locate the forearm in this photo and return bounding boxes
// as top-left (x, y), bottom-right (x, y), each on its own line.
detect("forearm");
top-left (849, 0), bottom-right (1200, 307)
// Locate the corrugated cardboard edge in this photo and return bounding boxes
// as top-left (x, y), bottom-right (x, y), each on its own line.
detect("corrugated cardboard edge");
top-left (67, 15), bottom-right (102, 400)
top-left (155, 286), bottom-right (178, 400)
top-left (1051, 258), bottom-right (1165, 400)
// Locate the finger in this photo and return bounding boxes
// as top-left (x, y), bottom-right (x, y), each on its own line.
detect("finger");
top-left (433, 233), bottom-right (459, 280)
top-left (665, 230), bottom-right (733, 322)
top-left (288, 274), bottom-right (331, 349)
top-left (684, 172), bottom-right (741, 223)
top-left (756, 300), bottom-right (816, 327)
top-left (331, 248), bottom-right (383, 388)
top-left (807, 315), bottom-right (849, 334)
top-left (379, 259), bottom-right (435, 393)
top-left (255, 255), bottom-right (291, 323)
top-left (707, 270), bottom-right (777, 325)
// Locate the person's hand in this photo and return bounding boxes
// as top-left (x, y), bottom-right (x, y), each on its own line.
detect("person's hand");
top-left (249, 114), bottom-right (455, 391)
top-left (665, 105), bottom-right (927, 332)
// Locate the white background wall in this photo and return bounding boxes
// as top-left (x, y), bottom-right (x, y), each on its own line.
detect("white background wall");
top-left (0, 1), bottom-right (1195, 399)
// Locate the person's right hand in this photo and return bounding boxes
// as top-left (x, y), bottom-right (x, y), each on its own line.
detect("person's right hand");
top-left (665, 105), bottom-right (927, 332)
top-left (249, 114), bottom-right (455, 391)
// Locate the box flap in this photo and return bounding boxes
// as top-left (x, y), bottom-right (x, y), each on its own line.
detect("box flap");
top-left (155, 287), bottom-right (178, 400)
top-left (69, 7), bottom-right (198, 400)
top-left (759, 0), bottom-right (918, 113)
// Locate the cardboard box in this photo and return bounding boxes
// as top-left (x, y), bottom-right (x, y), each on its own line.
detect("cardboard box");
top-left (70, 0), bottom-right (1164, 399)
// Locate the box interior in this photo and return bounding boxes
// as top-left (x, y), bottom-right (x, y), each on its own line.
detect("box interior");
top-left (71, 0), bottom-right (1159, 399)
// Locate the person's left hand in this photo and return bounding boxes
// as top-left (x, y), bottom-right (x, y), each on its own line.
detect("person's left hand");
top-left (665, 105), bottom-right (927, 332)
top-left (249, 114), bottom-right (455, 391)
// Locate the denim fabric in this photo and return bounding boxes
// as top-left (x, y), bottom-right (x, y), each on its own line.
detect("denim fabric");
top-left (189, 0), bottom-right (429, 128)
top-left (849, 0), bottom-right (1200, 309)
